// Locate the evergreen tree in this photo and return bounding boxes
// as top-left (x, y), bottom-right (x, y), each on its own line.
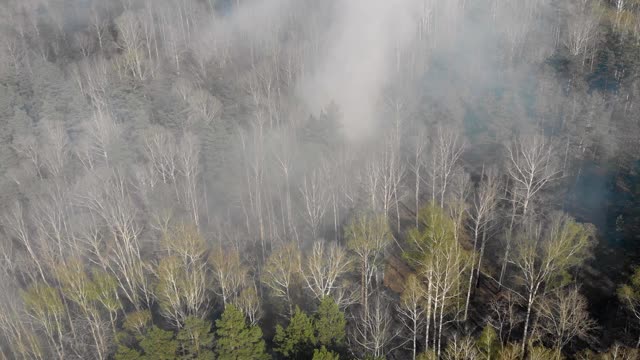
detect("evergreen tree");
top-left (274, 306), bottom-right (316, 358)
top-left (115, 311), bottom-right (178, 360)
top-left (314, 297), bottom-right (346, 348)
top-left (215, 304), bottom-right (270, 360)
top-left (312, 346), bottom-right (340, 360)
top-left (115, 325), bottom-right (178, 360)
top-left (139, 326), bottom-right (179, 360)
top-left (177, 316), bottom-right (215, 359)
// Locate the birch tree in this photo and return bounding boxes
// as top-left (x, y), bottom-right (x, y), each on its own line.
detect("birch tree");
top-left (536, 287), bottom-right (595, 358)
top-left (396, 274), bottom-right (426, 360)
top-left (510, 213), bottom-right (594, 353)
top-left (209, 246), bottom-right (247, 306)
top-left (300, 170), bottom-right (329, 240)
top-left (346, 213), bottom-right (392, 320)
top-left (464, 167), bottom-right (500, 320)
top-left (262, 242), bottom-right (301, 316)
top-left (501, 133), bottom-right (559, 287)
top-left (617, 266), bottom-right (640, 347)
top-left (301, 241), bottom-right (351, 302)
top-left (405, 204), bottom-right (471, 358)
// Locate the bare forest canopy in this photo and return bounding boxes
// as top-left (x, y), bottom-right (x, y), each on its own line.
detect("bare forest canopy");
top-left (1, 0), bottom-right (640, 359)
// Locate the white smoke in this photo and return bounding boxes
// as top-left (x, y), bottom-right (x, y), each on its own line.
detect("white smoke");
top-left (298, 0), bottom-right (421, 140)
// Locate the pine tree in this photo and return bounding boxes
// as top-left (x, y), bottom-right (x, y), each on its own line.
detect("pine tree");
top-left (115, 325), bottom-right (178, 360)
top-left (115, 311), bottom-right (178, 360)
top-left (312, 346), bottom-right (340, 360)
top-left (274, 306), bottom-right (316, 358)
top-left (139, 326), bottom-right (179, 360)
top-left (177, 316), bottom-right (215, 359)
top-left (215, 304), bottom-right (270, 360)
top-left (314, 297), bottom-right (346, 348)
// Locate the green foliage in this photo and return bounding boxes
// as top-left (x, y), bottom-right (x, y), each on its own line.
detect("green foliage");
top-left (617, 266), bottom-right (640, 345)
top-left (123, 310), bottom-right (152, 334)
top-left (416, 352), bottom-right (437, 360)
top-left (177, 316), bottom-right (215, 359)
top-left (497, 343), bottom-right (522, 360)
top-left (89, 269), bottom-right (121, 313)
top-left (215, 304), bottom-right (270, 360)
top-left (528, 344), bottom-right (562, 360)
top-left (155, 255), bottom-right (187, 324)
top-left (138, 326), bottom-right (179, 360)
top-left (314, 297), bottom-right (346, 348)
top-left (545, 214), bottom-right (595, 277)
top-left (53, 259), bottom-right (90, 306)
top-left (345, 212), bottom-right (392, 255)
top-left (274, 306), bottom-right (316, 358)
top-left (597, 345), bottom-right (640, 360)
top-left (476, 326), bottom-right (499, 360)
top-left (313, 346), bottom-right (340, 360)
top-left (22, 282), bottom-right (65, 321)
top-left (403, 203), bottom-right (457, 268)
top-left (116, 311), bottom-right (178, 360)
top-left (115, 345), bottom-right (143, 360)
top-left (617, 266), bottom-right (640, 308)
top-left (115, 325), bottom-right (178, 360)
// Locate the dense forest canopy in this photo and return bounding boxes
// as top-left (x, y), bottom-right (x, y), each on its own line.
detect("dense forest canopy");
top-left (0, 0), bottom-right (640, 359)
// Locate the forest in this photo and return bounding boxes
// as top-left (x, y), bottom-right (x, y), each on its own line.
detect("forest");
top-left (0, 0), bottom-right (640, 359)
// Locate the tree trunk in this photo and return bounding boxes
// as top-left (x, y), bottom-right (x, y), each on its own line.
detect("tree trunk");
top-left (521, 295), bottom-right (534, 354)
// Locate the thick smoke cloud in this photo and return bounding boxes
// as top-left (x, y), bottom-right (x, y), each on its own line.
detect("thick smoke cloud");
top-left (298, 0), bottom-right (421, 139)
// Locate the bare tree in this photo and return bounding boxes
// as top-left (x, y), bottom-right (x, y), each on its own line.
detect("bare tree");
top-left (271, 127), bottom-right (297, 244)
top-left (488, 292), bottom-right (523, 345)
top-left (154, 225), bottom-right (210, 327)
top-left (536, 287), bottom-right (595, 357)
top-left (464, 166), bottom-right (500, 320)
top-left (237, 282), bottom-right (262, 326)
top-left (144, 127), bottom-right (178, 185)
top-left (38, 120), bottom-right (69, 179)
top-left (76, 170), bottom-right (150, 310)
top-left (500, 133), bottom-right (559, 286)
top-left (505, 133), bottom-right (559, 218)
top-left (13, 134), bottom-right (42, 179)
top-left (0, 290), bottom-right (44, 360)
top-left (352, 294), bottom-right (401, 359)
top-left (362, 139), bottom-right (406, 230)
top-left (346, 214), bottom-right (392, 322)
top-left (54, 259), bottom-right (112, 360)
top-left (114, 11), bottom-right (146, 80)
top-left (565, 3), bottom-right (600, 61)
top-left (177, 132), bottom-right (201, 227)
top-left (444, 334), bottom-right (479, 360)
top-left (396, 274), bottom-right (426, 360)
top-left (474, 168), bottom-right (501, 287)
top-left (299, 170), bottom-right (329, 240)
top-left (427, 126), bottom-right (465, 207)
top-left (262, 242), bottom-right (301, 316)
top-left (31, 185), bottom-right (76, 267)
top-left (80, 110), bottom-right (120, 169)
top-left (89, 3), bottom-right (108, 52)
top-left (411, 126), bottom-right (429, 227)
top-left (3, 201), bottom-right (47, 283)
top-left (209, 246), bottom-right (248, 306)
top-left (301, 240), bottom-right (351, 302)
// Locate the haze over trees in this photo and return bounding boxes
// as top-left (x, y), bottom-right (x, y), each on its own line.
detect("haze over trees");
top-left (0, 0), bottom-right (640, 359)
